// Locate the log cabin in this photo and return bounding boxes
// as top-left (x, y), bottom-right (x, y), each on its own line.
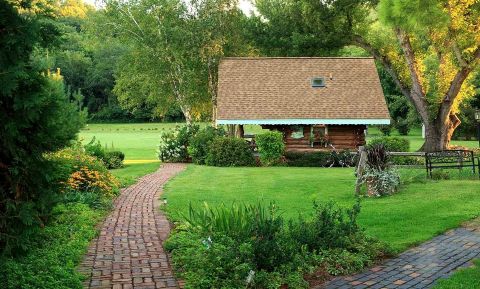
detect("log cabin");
top-left (215, 57), bottom-right (391, 152)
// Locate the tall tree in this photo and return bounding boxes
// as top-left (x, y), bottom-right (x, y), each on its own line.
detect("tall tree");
top-left (0, 0), bottom-right (84, 253)
top-left (251, 0), bottom-right (480, 151)
top-left (102, 0), bottom-right (253, 122)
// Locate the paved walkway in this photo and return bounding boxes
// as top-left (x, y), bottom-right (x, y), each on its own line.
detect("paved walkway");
top-left (79, 163), bottom-right (186, 289)
top-left (320, 227), bottom-right (480, 289)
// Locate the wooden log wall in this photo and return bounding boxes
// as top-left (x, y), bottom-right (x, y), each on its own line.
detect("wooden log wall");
top-left (262, 124), bottom-right (366, 152)
top-left (328, 125), bottom-right (366, 150)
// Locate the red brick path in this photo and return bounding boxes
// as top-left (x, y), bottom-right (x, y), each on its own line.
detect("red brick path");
top-left (79, 163), bottom-right (187, 289)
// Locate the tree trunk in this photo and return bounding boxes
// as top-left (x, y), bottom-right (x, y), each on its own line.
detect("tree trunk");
top-left (180, 105), bottom-right (192, 124)
top-left (421, 113), bottom-right (461, 152)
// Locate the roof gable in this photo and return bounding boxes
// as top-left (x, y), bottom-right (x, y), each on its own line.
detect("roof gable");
top-left (216, 57), bottom-right (391, 125)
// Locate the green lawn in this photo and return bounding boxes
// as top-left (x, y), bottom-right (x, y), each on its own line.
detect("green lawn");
top-left (79, 123), bottom-right (185, 161)
top-left (79, 122), bottom-right (480, 286)
top-left (164, 165), bottom-right (480, 252)
top-left (434, 259), bottom-right (480, 289)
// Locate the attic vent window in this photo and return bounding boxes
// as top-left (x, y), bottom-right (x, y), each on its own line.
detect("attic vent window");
top-left (311, 77), bottom-right (325, 88)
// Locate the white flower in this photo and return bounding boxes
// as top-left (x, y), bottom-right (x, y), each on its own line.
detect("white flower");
top-left (246, 270), bottom-right (255, 284)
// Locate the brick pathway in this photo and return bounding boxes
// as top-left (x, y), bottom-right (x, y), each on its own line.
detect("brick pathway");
top-left (319, 227), bottom-right (480, 289)
top-left (79, 163), bottom-right (186, 289)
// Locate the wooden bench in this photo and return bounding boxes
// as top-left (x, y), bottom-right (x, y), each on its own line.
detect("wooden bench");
top-left (425, 150), bottom-right (476, 178)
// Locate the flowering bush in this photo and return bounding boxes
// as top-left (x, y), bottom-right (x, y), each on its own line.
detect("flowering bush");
top-left (65, 166), bottom-right (119, 198)
top-left (47, 147), bottom-right (120, 204)
top-left (158, 124), bottom-right (199, 162)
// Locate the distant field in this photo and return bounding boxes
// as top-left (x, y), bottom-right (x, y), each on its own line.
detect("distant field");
top-left (79, 123), bottom-right (183, 161)
top-left (78, 123), bottom-right (266, 161)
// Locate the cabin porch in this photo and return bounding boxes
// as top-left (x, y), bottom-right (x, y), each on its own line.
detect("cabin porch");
top-left (258, 124), bottom-right (366, 152)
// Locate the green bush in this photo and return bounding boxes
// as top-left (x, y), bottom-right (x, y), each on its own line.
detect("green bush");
top-left (103, 151), bottom-right (125, 169)
top-left (83, 138), bottom-right (125, 169)
top-left (47, 147), bottom-right (120, 207)
top-left (0, 2), bottom-right (85, 254)
top-left (255, 131), bottom-right (285, 166)
top-left (378, 124), bottom-right (393, 136)
top-left (289, 202), bottom-right (362, 251)
top-left (188, 126), bottom-right (225, 165)
top-left (285, 150), bottom-right (357, 167)
top-left (166, 202), bottom-right (389, 288)
top-left (84, 136), bottom-right (106, 160)
top-left (431, 170), bottom-right (451, 180)
top-left (395, 118), bottom-right (410, 136)
top-left (205, 137), bottom-right (255, 167)
top-left (368, 136), bottom-right (410, 152)
top-left (158, 124), bottom-right (199, 162)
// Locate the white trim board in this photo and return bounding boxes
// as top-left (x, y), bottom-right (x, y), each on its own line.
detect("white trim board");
top-left (216, 119), bottom-right (391, 125)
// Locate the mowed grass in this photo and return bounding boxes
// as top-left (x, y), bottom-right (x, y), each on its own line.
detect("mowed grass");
top-left (79, 123), bottom-right (185, 160)
top-left (163, 165), bottom-right (480, 252)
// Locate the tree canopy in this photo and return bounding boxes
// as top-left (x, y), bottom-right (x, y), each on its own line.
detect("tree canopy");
top-left (251, 0), bottom-right (480, 150)
top-left (100, 0), bottom-right (254, 122)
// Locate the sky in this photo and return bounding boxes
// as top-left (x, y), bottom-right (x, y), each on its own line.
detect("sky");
top-left (83, 0), bottom-right (256, 15)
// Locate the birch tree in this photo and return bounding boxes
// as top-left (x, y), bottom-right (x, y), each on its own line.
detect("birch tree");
top-left (103, 0), bottom-right (251, 122)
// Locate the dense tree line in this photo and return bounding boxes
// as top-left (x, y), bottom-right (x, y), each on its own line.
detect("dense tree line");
top-left (5, 0), bottom-right (480, 142)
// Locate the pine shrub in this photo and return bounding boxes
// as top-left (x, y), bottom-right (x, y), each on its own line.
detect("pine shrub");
top-left (0, 1), bottom-right (85, 254)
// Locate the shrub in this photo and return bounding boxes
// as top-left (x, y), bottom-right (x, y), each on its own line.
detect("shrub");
top-left (289, 201), bottom-right (362, 252)
top-left (158, 124), bottom-right (199, 162)
top-left (205, 137), bottom-right (255, 167)
top-left (361, 144), bottom-right (400, 197)
top-left (285, 150), bottom-right (357, 167)
top-left (378, 124), bottom-right (393, 136)
top-left (84, 137), bottom-right (106, 160)
top-left (431, 170), bottom-right (451, 180)
top-left (1, 3), bottom-right (87, 253)
top-left (395, 118), bottom-right (410, 135)
top-left (368, 136), bottom-right (412, 165)
top-left (103, 151), bottom-right (125, 169)
top-left (362, 169), bottom-right (400, 197)
top-left (83, 138), bottom-right (125, 169)
top-left (188, 126), bottom-right (225, 165)
top-left (166, 202), bottom-right (389, 288)
top-left (48, 148), bottom-right (120, 206)
top-left (256, 131), bottom-right (285, 166)
top-left (368, 136), bottom-right (409, 152)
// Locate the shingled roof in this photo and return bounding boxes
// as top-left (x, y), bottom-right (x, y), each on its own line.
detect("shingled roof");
top-left (216, 57), bottom-right (391, 125)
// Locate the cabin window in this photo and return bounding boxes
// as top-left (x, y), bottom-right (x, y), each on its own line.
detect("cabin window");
top-left (311, 77), bottom-right (325, 87)
top-left (290, 125), bottom-right (304, 139)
